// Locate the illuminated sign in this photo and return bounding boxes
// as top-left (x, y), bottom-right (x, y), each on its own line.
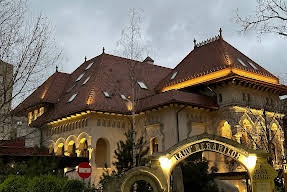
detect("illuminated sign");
top-left (172, 141), bottom-right (241, 162)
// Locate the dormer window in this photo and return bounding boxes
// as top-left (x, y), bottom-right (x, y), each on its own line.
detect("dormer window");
top-left (103, 91), bottom-right (110, 98)
top-left (85, 62), bottom-right (93, 70)
top-left (66, 84), bottom-right (75, 93)
top-left (170, 71), bottom-right (178, 80)
top-left (82, 76), bottom-right (90, 85)
top-left (137, 81), bottom-right (148, 89)
top-left (75, 73), bottom-right (85, 82)
top-left (68, 93), bottom-right (78, 103)
top-left (120, 94), bottom-right (127, 100)
top-left (247, 61), bottom-right (258, 70)
top-left (237, 58), bottom-right (247, 67)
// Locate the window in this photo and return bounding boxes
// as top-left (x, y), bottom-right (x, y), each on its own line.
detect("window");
top-left (218, 94), bottom-right (222, 103)
top-left (237, 58), bottom-right (247, 67)
top-left (82, 76), bottom-right (90, 85)
top-left (103, 91), bottom-right (110, 98)
top-left (75, 73), bottom-right (85, 82)
top-left (0, 76), bottom-right (3, 83)
top-left (85, 62), bottom-right (93, 70)
top-left (170, 71), bottom-right (178, 80)
top-left (67, 93), bottom-right (77, 103)
top-left (247, 61), bottom-right (258, 70)
top-left (28, 112), bottom-right (32, 125)
top-left (120, 94), bottom-right (127, 100)
top-left (137, 81), bottom-right (148, 89)
top-left (151, 137), bottom-right (159, 153)
top-left (39, 107), bottom-right (44, 116)
top-left (34, 109), bottom-right (38, 120)
top-left (66, 84), bottom-right (75, 93)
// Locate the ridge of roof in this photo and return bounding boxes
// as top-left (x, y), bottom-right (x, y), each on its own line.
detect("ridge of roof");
top-left (158, 35), bottom-right (279, 92)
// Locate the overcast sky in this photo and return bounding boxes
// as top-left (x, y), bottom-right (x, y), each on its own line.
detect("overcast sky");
top-left (29, 0), bottom-right (287, 82)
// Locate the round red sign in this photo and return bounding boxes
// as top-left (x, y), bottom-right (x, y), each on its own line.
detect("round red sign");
top-left (77, 162), bottom-right (92, 179)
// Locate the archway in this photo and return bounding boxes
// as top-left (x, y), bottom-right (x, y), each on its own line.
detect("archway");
top-left (120, 133), bottom-right (277, 192)
top-left (95, 138), bottom-right (109, 168)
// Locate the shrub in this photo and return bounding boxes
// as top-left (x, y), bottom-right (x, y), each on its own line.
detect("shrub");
top-left (0, 175), bottom-right (28, 192)
top-left (62, 180), bottom-right (85, 192)
top-left (27, 175), bottom-right (65, 192)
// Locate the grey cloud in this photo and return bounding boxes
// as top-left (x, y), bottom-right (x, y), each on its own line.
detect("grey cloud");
top-left (29, 0), bottom-right (287, 80)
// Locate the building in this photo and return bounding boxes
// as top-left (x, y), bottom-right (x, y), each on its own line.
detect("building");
top-left (12, 30), bottom-right (287, 191)
top-left (0, 60), bottom-right (14, 140)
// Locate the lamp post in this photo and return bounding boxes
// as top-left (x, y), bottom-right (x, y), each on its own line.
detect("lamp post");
top-left (126, 98), bottom-right (136, 167)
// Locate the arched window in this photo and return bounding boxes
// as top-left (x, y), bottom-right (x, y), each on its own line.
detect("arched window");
top-left (151, 137), bottom-right (159, 153)
top-left (68, 140), bottom-right (76, 157)
top-left (49, 146), bottom-right (54, 155)
top-left (80, 139), bottom-right (89, 158)
top-left (95, 138), bottom-right (109, 168)
top-left (57, 143), bottom-right (64, 156)
top-left (217, 121), bottom-right (232, 139)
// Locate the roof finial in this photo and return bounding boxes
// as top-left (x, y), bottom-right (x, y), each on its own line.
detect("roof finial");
top-left (193, 39), bottom-right (197, 49)
top-left (84, 56), bottom-right (87, 62)
top-left (219, 28), bottom-right (223, 39)
top-left (102, 47), bottom-right (105, 54)
top-left (56, 65), bottom-right (58, 72)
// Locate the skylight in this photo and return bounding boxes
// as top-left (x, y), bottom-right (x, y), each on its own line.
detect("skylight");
top-left (137, 81), bottom-right (148, 89)
top-left (170, 71), bottom-right (178, 80)
top-left (247, 61), bottom-right (258, 70)
top-left (67, 93), bottom-right (77, 103)
top-left (237, 58), bottom-right (248, 67)
top-left (120, 94), bottom-right (127, 100)
top-left (85, 62), bottom-right (93, 70)
top-left (66, 84), bottom-right (75, 93)
top-left (103, 91), bottom-right (110, 98)
top-left (76, 73), bottom-right (85, 82)
top-left (82, 76), bottom-right (90, 85)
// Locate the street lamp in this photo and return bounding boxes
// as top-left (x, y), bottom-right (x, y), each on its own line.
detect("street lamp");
top-left (125, 98), bottom-right (136, 167)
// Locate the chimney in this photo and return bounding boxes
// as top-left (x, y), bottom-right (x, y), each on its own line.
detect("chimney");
top-left (143, 56), bottom-right (154, 64)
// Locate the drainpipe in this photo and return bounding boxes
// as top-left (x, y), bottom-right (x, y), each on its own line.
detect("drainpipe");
top-left (176, 105), bottom-right (188, 143)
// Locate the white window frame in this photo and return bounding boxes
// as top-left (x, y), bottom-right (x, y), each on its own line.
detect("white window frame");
top-left (248, 61), bottom-right (258, 70)
top-left (82, 76), bottom-right (90, 85)
top-left (68, 93), bottom-right (78, 103)
top-left (75, 73), bottom-right (85, 82)
top-left (85, 62), bottom-right (93, 70)
top-left (170, 71), bottom-right (178, 80)
top-left (237, 58), bottom-right (248, 67)
top-left (103, 91), bottom-right (110, 98)
top-left (120, 94), bottom-right (127, 100)
top-left (137, 81), bottom-right (148, 89)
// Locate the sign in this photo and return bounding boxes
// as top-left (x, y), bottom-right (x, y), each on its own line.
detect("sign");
top-left (172, 141), bottom-right (241, 162)
top-left (77, 162), bottom-right (92, 179)
top-left (253, 165), bottom-right (270, 180)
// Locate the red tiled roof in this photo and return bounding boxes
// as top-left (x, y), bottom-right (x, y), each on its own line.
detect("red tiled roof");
top-left (157, 36), bottom-right (278, 91)
top-left (18, 53), bottom-right (173, 126)
top-left (12, 72), bottom-right (70, 115)
top-left (0, 139), bottom-right (49, 156)
top-left (14, 34), bottom-right (284, 127)
top-left (137, 90), bottom-right (217, 111)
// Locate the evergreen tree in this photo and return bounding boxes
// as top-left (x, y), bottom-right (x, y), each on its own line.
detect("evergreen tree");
top-left (100, 128), bottom-right (149, 190)
top-left (113, 129), bottom-right (149, 174)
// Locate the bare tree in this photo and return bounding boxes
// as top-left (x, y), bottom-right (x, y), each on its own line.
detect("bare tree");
top-left (232, 101), bottom-right (285, 166)
top-left (116, 8), bottom-right (147, 167)
top-left (235, 0), bottom-right (287, 37)
top-left (0, 0), bottom-right (61, 140)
